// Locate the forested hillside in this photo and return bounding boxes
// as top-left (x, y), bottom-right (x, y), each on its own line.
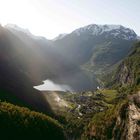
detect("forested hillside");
top-left (0, 100), bottom-right (66, 140)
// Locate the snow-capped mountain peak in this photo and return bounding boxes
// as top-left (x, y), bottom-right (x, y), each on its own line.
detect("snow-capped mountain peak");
top-left (73, 24), bottom-right (137, 40)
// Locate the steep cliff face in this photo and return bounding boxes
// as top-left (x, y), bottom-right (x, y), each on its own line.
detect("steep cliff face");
top-left (127, 93), bottom-right (140, 140)
top-left (104, 42), bottom-right (140, 89)
top-left (115, 63), bottom-right (134, 86)
top-left (113, 92), bottom-right (140, 140)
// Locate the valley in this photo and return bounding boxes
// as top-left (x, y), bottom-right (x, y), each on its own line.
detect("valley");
top-left (0, 23), bottom-right (140, 140)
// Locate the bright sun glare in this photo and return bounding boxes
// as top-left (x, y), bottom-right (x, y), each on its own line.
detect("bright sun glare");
top-left (0, 0), bottom-right (60, 38)
top-left (0, 0), bottom-right (140, 39)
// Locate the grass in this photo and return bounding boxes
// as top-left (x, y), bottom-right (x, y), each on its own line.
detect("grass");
top-left (97, 89), bottom-right (118, 103)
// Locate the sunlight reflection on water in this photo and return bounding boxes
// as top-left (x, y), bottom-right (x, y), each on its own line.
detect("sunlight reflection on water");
top-left (34, 79), bottom-right (72, 91)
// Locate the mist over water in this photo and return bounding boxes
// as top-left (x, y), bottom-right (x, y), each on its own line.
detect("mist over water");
top-left (34, 79), bottom-right (73, 92)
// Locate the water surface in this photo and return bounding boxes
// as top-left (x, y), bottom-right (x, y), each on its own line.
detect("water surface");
top-left (34, 79), bottom-right (72, 91)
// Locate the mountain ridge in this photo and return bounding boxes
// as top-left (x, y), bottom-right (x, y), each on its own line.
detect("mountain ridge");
top-left (53, 24), bottom-right (137, 41)
top-left (3, 23), bottom-right (138, 41)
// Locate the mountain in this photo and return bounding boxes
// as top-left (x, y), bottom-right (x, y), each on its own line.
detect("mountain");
top-left (52, 24), bottom-right (138, 88)
top-left (0, 24), bottom-right (55, 114)
top-left (52, 24), bottom-right (137, 65)
top-left (72, 24), bottom-right (136, 39)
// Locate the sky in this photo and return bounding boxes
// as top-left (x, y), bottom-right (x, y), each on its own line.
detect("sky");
top-left (0, 0), bottom-right (139, 39)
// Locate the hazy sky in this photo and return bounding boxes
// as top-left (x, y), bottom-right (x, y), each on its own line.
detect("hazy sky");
top-left (0, 0), bottom-right (139, 39)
